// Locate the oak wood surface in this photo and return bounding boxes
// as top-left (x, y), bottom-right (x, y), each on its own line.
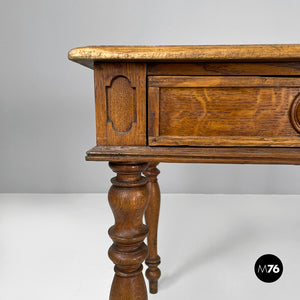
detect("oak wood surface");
top-left (149, 136), bottom-right (300, 147)
top-left (68, 44), bottom-right (300, 69)
top-left (147, 62), bottom-right (300, 76)
top-left (94, 63), bottom-right (146, 145)
top-left (148, 76), bottom-right (300, 147)
top-left (86, 146), bottom-right (300, 164)
top-left (143, 163), bottom-right (161, 294)
top-left (108, 162), bottom-right (149, 300)
top-left (148, 76), bottom-right (300, 87)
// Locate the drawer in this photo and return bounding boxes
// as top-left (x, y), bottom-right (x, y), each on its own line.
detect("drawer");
top-left (148, 76), bottom-right (300, 147)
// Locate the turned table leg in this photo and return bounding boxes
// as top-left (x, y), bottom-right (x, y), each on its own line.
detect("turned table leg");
top-left (108, 162), bottom-right (149, 300)
top-left (143, 162), bottom-right (161, 294)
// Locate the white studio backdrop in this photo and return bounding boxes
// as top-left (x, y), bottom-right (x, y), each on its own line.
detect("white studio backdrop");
top-left (1, 0), bottom-right (300, 193)
top-left (1, 193), bottom-right (299, 299)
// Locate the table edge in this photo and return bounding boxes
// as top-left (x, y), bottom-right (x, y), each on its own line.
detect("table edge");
top-left (68, 44), bottom-right (300, 69)
top-left (86, 146), bottom-right (300, 164)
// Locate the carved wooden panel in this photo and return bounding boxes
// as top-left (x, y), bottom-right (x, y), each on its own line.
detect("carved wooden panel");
top-left (106, 76), bottom-right (137, 134)
top-left (148, 76), bottom-right (300, 147)
top-left (94, 63), bottom-right (146, 145)
top-left (290, 93), bottom-right (300, 133)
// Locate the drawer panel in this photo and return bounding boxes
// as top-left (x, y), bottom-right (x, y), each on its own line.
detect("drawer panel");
top-left (148, 76), bottom-right (300, 147)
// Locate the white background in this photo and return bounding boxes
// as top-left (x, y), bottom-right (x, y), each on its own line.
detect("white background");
top-left (1, 194), bottom-right (299, 299)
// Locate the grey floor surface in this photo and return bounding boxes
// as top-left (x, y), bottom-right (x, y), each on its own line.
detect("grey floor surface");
top-left (0, 193), bottom-right (299, 300)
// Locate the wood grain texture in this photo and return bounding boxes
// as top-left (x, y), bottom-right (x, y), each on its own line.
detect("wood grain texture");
top-left (94, 63), bottom-right (146, 145)
top-left (148, 62), bottom-right (300, 76)
top-left (86, 146), bottom-right (300, 164)
top-left (148, 76), bottom-right (300, 147)
top-left (148, 76), bottom-right (300, 87)
top-left (108, 162), bottom-right (149, 300)
top-left (68, 44), bottom-right (300, 69)
top-left (143, 163), bottom-right (161, 294)
top-left (147, 87), bottom-right (160, 138)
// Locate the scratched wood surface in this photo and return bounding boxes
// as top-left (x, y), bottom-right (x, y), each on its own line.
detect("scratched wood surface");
top-left (86, 145), bottom-right (300, 164)
top-left (148, 76), bottom-right (300, 147)
top-left (68, 44), bottom-right (300, 69)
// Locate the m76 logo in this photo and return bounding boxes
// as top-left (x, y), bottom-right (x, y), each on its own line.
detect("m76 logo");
top-left (257, 264), bottom-right (280, 274)
top-left (254, 254), bottom-right (283, 283)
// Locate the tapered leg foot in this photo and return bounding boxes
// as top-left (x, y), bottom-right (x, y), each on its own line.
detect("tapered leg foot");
top-left (143, 162), bottom-right (161, 294)
top-left (108, 162), bottom-right (149, 300)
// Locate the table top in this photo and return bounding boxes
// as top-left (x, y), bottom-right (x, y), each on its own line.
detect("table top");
top-left (68, 44), bottom-right (300, 69)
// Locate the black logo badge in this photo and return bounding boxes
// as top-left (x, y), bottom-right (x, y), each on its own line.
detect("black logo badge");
top-left (254, 254), bottom-right (283, 283)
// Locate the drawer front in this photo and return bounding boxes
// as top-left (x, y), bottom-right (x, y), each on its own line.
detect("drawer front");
top-left (148, 76), bottom-right (300, 147)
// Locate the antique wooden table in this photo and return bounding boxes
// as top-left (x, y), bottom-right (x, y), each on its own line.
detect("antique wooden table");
top-left (68, 44), bottom-right (300, 299)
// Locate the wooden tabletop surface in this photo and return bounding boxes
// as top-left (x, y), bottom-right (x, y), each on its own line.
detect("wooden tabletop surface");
top-left (68, 44), bottom-right (300, 68)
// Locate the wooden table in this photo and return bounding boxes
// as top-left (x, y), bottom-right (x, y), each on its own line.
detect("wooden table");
top-left (68, 45), bottom-right (300, 299)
